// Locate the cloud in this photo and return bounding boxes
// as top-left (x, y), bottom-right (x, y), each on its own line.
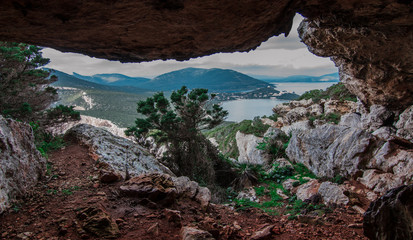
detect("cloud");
top-left (41, 14), bottom-right (337, 78)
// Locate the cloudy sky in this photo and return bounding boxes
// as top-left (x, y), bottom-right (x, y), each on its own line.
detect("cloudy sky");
top-left (42, 15), bottom-right (337, 78)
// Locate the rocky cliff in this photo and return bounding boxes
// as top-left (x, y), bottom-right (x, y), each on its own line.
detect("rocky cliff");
top-left (0, 116), bottom-right (46, 214)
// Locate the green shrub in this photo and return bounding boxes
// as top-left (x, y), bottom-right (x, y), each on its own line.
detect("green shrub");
top-left (47, 105), bottom-right (80, 121)
top-left (298, 83), bottom-right (357, 103)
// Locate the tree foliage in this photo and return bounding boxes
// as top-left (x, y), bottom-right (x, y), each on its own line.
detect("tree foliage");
top-left (126, 86), bottom-right (229, 184)
top-left (0, 42), bottom-right (57, 120)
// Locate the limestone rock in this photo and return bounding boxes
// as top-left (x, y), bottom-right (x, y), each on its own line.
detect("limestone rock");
top-left (372, 127), bottom-right (396, 140)
top-left (46, 115), bottom-right (128, 138)
top-left (237, 188), bottom-right (258, 203)
top-left (361, 105), bottom-right (394, 132)
top-left (172, 176), bottom-right (211, 208)
top-left (323, 100), bottom-right (357, 115)
top-left (364, 184), bottom-right (413, 240)
top-left (65, 124), bottom-right (173, 178)
top-left (250, 224), bottom-right (275, 240)
top-left (173, 176), bottom-right (199, 199)
top-left (281, 120), bottom-right (312, 135)
top-left (339, 113), bottom-right (362, 129)
top-left (180, 226), bottom-right (214, 240)
top-left (0, 116), bottom-right (46, 214)
top-left (195, 187), bottom-right (212, 209)
top-left (317, 182), bottom-right (349, 206)
top-left (296, 180), bottom-right (320, 201)
top-left (282, 179), bottom-right (299, 192)
top-left (286, 124), bottom-right (375, 178)
top-left (76, 206), bottom-right (120, 239)
top-left (298, 5), bottom-right (413, 110)
top-left (307, 103), bottom-right (323, 116)
top-left (284, 107), bottom-right (308, 125)
top-left (119, 173), bottom-right (177, 206)
top-left (358, 170), bottom-right (403, 195)
top-left (395, 105), bottom-right (413, 142)
top-left (235, 131), bottom-right (268, 165)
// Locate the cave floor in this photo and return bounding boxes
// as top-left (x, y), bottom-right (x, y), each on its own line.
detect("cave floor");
top-left (0, 142), bottom-right (368, 239)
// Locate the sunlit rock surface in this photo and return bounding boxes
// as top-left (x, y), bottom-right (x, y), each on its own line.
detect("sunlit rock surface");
top-left (65, 124), bottom-right (174, 178)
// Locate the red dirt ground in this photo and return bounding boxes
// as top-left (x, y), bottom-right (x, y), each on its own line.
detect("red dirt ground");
top-left (0, 142), bottom-right (369, 240)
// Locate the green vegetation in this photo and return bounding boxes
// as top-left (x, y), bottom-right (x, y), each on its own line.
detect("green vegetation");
top-left (298, 82), bottom-right (357, 103)
top-left (0, 42), bottom-right (58, 121)
top-left (30, 121), bottom-right (67, 158)
top-left (126, 86), bottom-right (229, 185)
top-left (46, 105), bottom-right (80, 121)
top-left (205, 117), bottom-right (270, 159)
top-left (309, 112), bottom-right (341, 125)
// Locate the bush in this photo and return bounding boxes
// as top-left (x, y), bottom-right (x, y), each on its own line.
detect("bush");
top-left (298, 83), bottom-right (357, 103)
top-left (46, 105), bottom-right (80, 121)
top-left (238, 117), bottom-right (270, 137)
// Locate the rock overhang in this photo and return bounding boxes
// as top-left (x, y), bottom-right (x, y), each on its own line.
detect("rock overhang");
top-left (0, 0), bottom-right (412, 109)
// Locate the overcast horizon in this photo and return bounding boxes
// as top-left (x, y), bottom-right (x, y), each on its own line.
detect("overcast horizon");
top-left (42, 14), bottom-right (338, 79)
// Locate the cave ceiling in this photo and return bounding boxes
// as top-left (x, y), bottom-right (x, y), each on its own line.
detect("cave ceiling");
top-left (0, 0), bottom-right (412, 109)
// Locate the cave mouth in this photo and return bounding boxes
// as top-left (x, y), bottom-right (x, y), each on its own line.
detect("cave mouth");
top-left (0, 0), bottom-right (412, 109)
top-left (42, 14), bottom-right (337, 82)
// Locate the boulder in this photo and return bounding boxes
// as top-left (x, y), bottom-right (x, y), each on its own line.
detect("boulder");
top-left (372, 126), bottom-right (396, 140)
top-left (236, 131), bottom-right (268, 165)
top-left (180, 226), bottom-right (214, 240)
top-left (281, 120), bottom-right (312, 135)
top-left (395, 105), bottom-right (413, 142)
top-left (119, 173), bottom-right (177, 206)
top-left (250, 224), bottom-right (275, 240)
top-left (364, 184), bottom-right (413, 240)
top-left (286, 124), bottom-right (375, 178)
top-left (339, 112), bottom-right (362, 129)
top-left (282, 179), bottom-right (299, 192)
top-left (76, 206), bottom-right (120, 239)
top-left (296, 180), bottom-right (320, 201)
top-left (323, 100), bottom-right (357, 115)
top-left (172, 176), bottom-right (212, 208)
top-left (358, 170), bottom-right (403, 195)
top-left (368, 139), bottom-right (413, 186)
top-left (307, 103), bottom-right (323, 116)
top-left (361, 105), bottom-right (394, 132)
top-left (65, 124), bottom-right (174, 178)
top-left (0, 116), bottom-right (46, 213)
top-left (284, 107), bottom-right (308, 125)
top-left (317, 182), bottom-right (349, 206)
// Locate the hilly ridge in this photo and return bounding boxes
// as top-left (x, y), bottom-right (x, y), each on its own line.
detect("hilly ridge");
top-left (72, 68), bottom-right (272, 93)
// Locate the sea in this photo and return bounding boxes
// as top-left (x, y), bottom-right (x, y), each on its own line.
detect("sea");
top-left (221, 82), bottom-right (337, 122)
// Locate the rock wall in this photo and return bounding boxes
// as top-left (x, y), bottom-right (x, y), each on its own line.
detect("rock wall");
top-left (298, 2), bottom-right (413, 110)
top-left (0, 116), bottom-right (46, 213)
top-left (285, 102), bottom-right (413, 196)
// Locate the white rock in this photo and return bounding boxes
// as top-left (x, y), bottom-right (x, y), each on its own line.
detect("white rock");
top-left (286, 124), bottom-right (375, 178)
top-left (395, 105), bottom-right (413, 142)
top-left (318, 182), bottom-right (349, 206)
top-left (296, 179), bottom-right (320, 201)
top-left (372, 126), bottom-right (396, 140)
top-left (361, 105), bottom-right (394, 132)
top-left (236, 131), bottom-right (269, 165)
top-left (358, 170), bottom-right (403, 194)
top-left (282, 179), bottom-right (299, 192)
top-left (339, 112), bottom-right (362, 128)
top-left (281, 120), bottom-right (312, 135)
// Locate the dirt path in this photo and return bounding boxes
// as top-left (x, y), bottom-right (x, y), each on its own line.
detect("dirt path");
top-left (0, 142), bottom-right (368, 239)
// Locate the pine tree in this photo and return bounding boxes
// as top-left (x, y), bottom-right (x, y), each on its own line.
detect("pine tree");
top-left (0, 42), bottom-right (57, 120)
top-left (126, 86), bottom-right (228, 184)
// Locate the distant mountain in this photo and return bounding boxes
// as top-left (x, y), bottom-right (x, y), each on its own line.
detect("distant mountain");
top-left (51, 70), bottom-right (150, 94)
top-left (73, 73), bottom-right (151, 88)
top-left (253, 72), bottom-right (339, 83)
top-left (137, 68), bottom-right (271, 92)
